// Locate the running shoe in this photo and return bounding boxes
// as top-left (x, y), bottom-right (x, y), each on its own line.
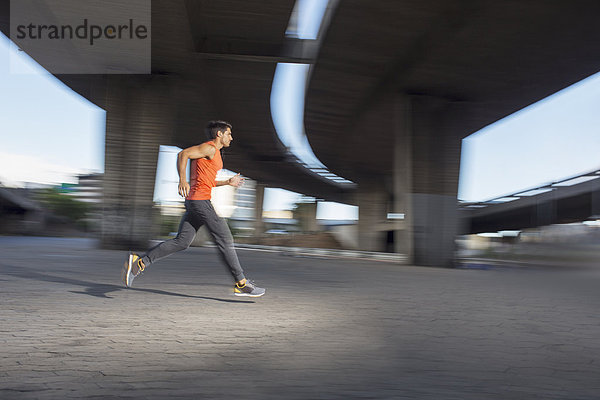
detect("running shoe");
top-left (121, 253), bottom-right (145, 288)
top-left (234, 279), bottom-right (266, 297)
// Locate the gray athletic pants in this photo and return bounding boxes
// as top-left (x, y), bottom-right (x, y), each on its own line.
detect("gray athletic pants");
top-left (140, 200), bottom-right (246, 282)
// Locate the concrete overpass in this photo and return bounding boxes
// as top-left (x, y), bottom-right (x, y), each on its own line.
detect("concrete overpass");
top-left (2, 0), bottom-right (600, 266)
top-left (460, 168), bottom-right (600, 234)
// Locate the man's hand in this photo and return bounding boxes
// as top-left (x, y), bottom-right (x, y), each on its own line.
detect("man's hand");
top-left (228, 173), bottom-right (245, 188)
top-left (178, 180), bottom-right (190, 198)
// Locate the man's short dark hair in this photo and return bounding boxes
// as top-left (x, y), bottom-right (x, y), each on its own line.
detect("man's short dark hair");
top-left (205, 120), bottom-right (232, 140)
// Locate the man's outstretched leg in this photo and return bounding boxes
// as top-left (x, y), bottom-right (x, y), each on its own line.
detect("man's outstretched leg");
top-left (193, 200), bottom-right (266, 297)
top-left (122, 211), bottom-right (199, 288)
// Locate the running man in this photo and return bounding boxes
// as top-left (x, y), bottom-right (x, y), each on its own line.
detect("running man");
top-left (121, 120), bottom-right (266, 297)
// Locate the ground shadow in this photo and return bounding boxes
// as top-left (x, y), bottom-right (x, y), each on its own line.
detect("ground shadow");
top-left (0, 263), bottom-right (254, 303)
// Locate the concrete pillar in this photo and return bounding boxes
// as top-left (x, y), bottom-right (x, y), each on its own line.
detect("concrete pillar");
top-left (411, 193), bottom-right (459, 267)
top-left (302, 201), bottom-right (319, 232)
top-left (357, 186), bottom-right (388, 252)
top-left (253, 183), bottom-right (265, 235)
top-left (101, 76), bottom-right (174, 249)
top-left (392, 95), bottom-right (413, 259)
top-left (354, 93), bottom-right (463, 265)
top-left (293, 200), bottom-right (320, 233)
top-left (408, 95), bottom-right (463, 267)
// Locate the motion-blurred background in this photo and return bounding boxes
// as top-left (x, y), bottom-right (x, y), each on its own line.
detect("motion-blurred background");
top-left (2, 0), bottom-right (600, 267)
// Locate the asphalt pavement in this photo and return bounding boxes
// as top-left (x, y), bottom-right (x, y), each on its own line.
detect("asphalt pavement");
top-left (1, 236), bottom-right (600, 399)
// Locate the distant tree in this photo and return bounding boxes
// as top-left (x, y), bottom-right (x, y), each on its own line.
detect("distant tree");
top-left (36, 188), bottom-right (91, 223)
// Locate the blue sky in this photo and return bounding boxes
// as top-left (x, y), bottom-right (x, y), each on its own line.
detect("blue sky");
top-left (271, 63), bottom-right (321, 168)
top-left (459, 73), bottom-right (600, 201)
top-left (2, 27), bottom-right (600, 216)
top-left (0, 32), bottom-right (105, 186)
top-left (286, 0), bottom-right (329, 40)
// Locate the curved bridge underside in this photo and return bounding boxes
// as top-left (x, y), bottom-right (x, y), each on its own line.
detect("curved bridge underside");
top-left (305, 0), bottom-right (600, 187)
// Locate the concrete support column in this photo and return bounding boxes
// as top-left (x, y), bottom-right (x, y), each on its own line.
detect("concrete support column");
top-left (392, 95), bottom-right (413, 259)
top-left (409, 95), bottom-right (463, 267)
top-left (253, 183), bottom-right (265, 235)
top-left (411, 193), bottom-right (459, 267)
top-left (353, 93), bottom-right (463, 265)
top-left (357, 186), bottom-right (388, 252)
top-left (101, 76), bottom-right (174, 249)
top-left (301, 201), bottom-right (319, 233)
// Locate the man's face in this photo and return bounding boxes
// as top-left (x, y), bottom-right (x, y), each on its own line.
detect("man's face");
top-left (220, 128), bottom-right (233, 147)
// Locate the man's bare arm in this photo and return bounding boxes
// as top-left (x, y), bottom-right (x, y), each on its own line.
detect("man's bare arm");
top-left (177, 143), bottom-right (216, 197)
top-left (215, 173), bottom-right (245, 188)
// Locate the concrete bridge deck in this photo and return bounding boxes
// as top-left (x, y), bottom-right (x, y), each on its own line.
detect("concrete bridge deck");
top-left (1, 236), bottom-right (600, 399)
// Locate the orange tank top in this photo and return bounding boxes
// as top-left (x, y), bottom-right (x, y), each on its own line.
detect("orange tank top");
top-left (186, 141), bottom-right (223, 200)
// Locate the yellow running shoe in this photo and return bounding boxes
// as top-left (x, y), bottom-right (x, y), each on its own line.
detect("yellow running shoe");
top-left (121, 253), bottom-right (145, 288)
